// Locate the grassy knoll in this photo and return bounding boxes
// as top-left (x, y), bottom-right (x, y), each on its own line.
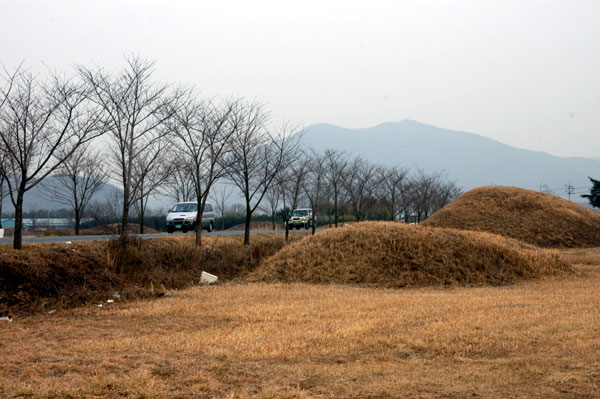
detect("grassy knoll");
top-left (251, 222), bottom-right (572, 287)
top-left (423, 186), bottom-right (600, 248)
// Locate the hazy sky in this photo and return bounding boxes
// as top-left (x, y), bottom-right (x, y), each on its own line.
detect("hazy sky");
top-left (1, 0), bottom-right (599, 157)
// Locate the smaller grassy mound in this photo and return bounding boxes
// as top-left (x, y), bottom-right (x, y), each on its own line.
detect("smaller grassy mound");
top-left (423, 186), bottom-right (600, 248)
top-left (250, 222), bottom-right (572, 287)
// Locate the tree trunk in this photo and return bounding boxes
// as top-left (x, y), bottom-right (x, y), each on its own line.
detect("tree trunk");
top-left (271, 212), bottom-right (276, 231)
top-left (74, 206), bottom-right (81, 236)
top-left (139, 198), bottom-right (145, 235)
top-left (334, 194), bottom-right (339, 227)
top-left (121, 200), bottom-right (129, 243)
top-left (13, 188), bottom-right (25, 250)
top-left (285, 216), bottom-right (290, 241)
top-left (195, 219), bottom-right (202, 246)
top-left (243, 202), bottom-right (251, 245)
top-left (311, 214), bottom-right (316, 235)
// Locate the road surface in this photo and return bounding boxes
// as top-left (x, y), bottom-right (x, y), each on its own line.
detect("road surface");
top-left (0, 229), bottom-right (315, 245)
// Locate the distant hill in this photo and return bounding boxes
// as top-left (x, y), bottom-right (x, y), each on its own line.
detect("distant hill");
top-left (302, 120), bottom-right (600, 205)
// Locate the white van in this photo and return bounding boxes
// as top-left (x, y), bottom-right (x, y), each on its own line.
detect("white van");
top-left (165, 202), bottom-right (215, 233)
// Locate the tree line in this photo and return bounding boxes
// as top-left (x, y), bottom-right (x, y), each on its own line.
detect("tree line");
top-left (0, 57), bottom-right (460, 250)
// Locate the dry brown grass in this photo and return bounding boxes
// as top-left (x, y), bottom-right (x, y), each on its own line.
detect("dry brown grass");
top-left (250, 222), bottom-right (572, 287)
top-left (0, 254), bottom-right (598, 398)
top-left (423, 185), bottom-right (600, 248)
top-left (0, 234), bottom-right (301, 316)
top-left (558, 247), bottom-right (600, 266)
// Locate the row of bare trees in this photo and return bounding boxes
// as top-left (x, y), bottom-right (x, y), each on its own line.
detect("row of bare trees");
top-left (1, 57), bottom-right (458, 250)
top-left (0, 57), bottom-right (301, 249)
top-left (261, 149), bottom-right (462, 239)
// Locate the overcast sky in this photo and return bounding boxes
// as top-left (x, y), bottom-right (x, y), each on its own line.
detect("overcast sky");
top-left (1, 0), bottom-right (599, 158)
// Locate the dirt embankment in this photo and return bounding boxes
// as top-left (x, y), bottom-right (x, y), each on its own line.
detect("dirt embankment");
top-left (0, 235), bottom-right (293, 316)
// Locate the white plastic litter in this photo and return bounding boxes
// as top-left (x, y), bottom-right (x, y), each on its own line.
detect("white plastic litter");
top-left (65, 241), bottom-right (72, 244)
top-left (48, 310), bottom-right (57, 314)
top-left (106, 299), bottom-right (114, 303)
top-left (200, 271), bottom-right (218, 284)
top-left (0, 229), bottom-right (4, 238)
top-left (97, 304), bottom-right (103, 307)
top-left (113, 292), bottom-right (120, 298)
top-left (0, 316), bottom-right (12, 322)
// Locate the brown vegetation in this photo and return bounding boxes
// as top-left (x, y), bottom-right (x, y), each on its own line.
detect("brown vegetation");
top-left (423, 185), bottom-right (600, 248)
top-left (250, 222), bottom-right (572, 287)
top-left (0, 250), bottom-right (598, 398)
top-left (0, 234), bottom-right (295, 316)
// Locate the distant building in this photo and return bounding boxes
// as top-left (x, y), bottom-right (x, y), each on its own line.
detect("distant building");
top-left (1, 218), bottom-right (15, 228)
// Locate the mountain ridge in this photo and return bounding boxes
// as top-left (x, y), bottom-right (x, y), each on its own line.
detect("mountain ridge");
top-left (302, 120), bottom-right (600, 201)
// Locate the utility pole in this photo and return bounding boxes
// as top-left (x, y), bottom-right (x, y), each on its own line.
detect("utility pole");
top-left (565, 181), bottom-right (575, 201)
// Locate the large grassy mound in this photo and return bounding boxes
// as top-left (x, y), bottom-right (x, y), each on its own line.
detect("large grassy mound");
top-left (423, 186), bottom-right (600, 248)
top-left (250, 222), bottom-right (572, 287)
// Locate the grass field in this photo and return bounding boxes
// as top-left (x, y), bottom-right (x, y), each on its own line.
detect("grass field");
top-left (1, 249), bottom-right (598, 398)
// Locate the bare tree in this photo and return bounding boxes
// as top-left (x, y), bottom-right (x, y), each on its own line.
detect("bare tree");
top-left (412, 169), bottom-right (445, 222)
top-left (343, 156), bottom-right (380, 222)
top-left (430, 178), bottom-right (462, 215)
top-left (0, 151), bottom-right (9, 229)
top-left (210, 183), bottom-right (233, 231)
top-left (279, 155), bottom-right (309, 241)
top-left (0, 66), bottom-right (103, 249)
top-left (132, 143), bottom-right (171, 234)
top-left (87, 187), bottom-right (122, 233)
top-left (0, 66), bottom-right (15, 230)
top-left (172, 96), bottom-right (237, 245)
top-left (262, 181), bottom-right (281, 231)
top-left (41, 144), bottom-right (108, 235)
top-left (162, 161), bottom-right (195, 203)
top-left (378, 165), bottom-right (410, 221)
top-left (324, 149), bottom-right (348, 227)
top-left (79, 56), bottom-right (181, 243)
top-left (228, 203), bottom-right (246, 217)
top-left (303, 149), bottom-right (327, 234)
top-left (223, 101), bottom-right (301, 244)
top-left (398, 176), bottom-right (416, 222)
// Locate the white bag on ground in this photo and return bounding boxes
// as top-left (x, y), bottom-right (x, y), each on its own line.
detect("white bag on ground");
top-left (200, 271), bottom-right (218, 284)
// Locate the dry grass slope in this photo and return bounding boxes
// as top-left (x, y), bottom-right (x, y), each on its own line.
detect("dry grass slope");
top-left (423, 185), bottom-right (600, 248)
top-left (250, 222), bottom-right (572, 287)
top-left (0, 234), bottom-right (297, 316)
